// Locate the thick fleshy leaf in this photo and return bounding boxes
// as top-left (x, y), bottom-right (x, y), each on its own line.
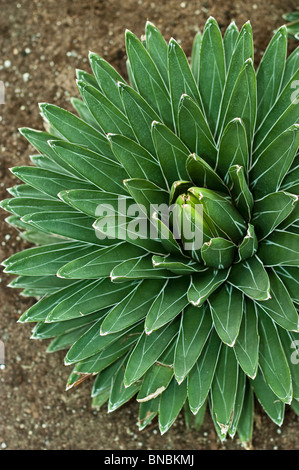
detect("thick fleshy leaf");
top-left (158, 378), bottom-right (187, 435)
top-left (77, 80), bottom-right (134, 139)
top-left (257, 312), bottom-right (293, 403)
top-left (49, 140), bottom-right (128, 195)
top-left (152, 254), bottom-right (205, 275)
top-left (216, 21), bottom-right (254, 139)
top-left (110, 254), bottom-right (178, 282)
top-left (210, 345), bottom-right (239, 434)
top-left (228, 370), bottom-right (246, 438)
top-left (198, 17), bottom-right (226, 134)
top-left (233, 299), bottom-right (259, 378)
top-left (216, 118), bottom-right (249, 182)
top-left (178, 95), bottom-right (217, 168)
top-left (88, 52), bottom-right (126, 111)
top-left (145, 276), bottom-right (190, 334)
top-left (108, 133), bottom-right (166, 189)
top-left (39, 103), bottom-right (114, 159)
top-left (252, 191), bottom-right (298, 240)
top-left (278, 328), bottom-right (299, 400)
top-left (151, 211), bottom-right (184, 256)
top-left (145, 21), bottom-right (169, 86)
top-left (124, 318), bottom-right (180, 387)
top-left (168, 37), bottom-right (203, 131)
top-left (10, 166), bottom-right (96, 199)
top-left (253, 68), bottom-right (299, 158)
top-left (250, 369), bottom-right (285, 426)
top-left (220, 58), bottom-right (256, 153)
top-left (21, 210), bottom-right (110, 246)
top-left (189, 187), bottom-right (247, 243)
top-left (256, 26), bottom-right (288, 127)
top-left (187, 330), bottom-right (221, 414)
top-left (46, 279), bottom-right (135, 323)
top-left (228, 165), bottom-right (254, 221)
top-left (282, 46), bottom-right (299, 89)
top-left (255, 268), bottom-right (299, 332)
top-left (191, 31), bottom-right (202, 84)
top-left (201, 237), bottom-right (236, 269)
top-left (250, 125), bottom-right (299, 199)
top-left (59, 189), bottom-right (131, 218)
top-left (187, 268), bottom-right (229, 307)
top-left (258, 230), bottom-right (299, 267)
top-left (174, 304), bottom-right (213, 384)
top-left (2, 241), bottom-right (84, 276)
top-left (236, 380), bottom-right (254, 443)
top-left (208, 283), bottom-right (244, 346)
top-left (65, 316), bottom-right (136, 365)
top-left (123, 178), bottom-right (169, 219)
top-left (74, 324), bottom-right (143, 374)
top-left (0, 196), bottom-right (69, 219)
top-left (100, 279), bottom-right (165, 334)
top-left (237, 224), bottom-right (258, 262)
top-left (275, 266), bottom-right (299, 303)
top-left (57, 242), bottom-right (146, 279)
top-left (228, 255), bottom-right (271, 301)
top-left (118, 82), bottom-right (159, 155)
top-left (125, 30), bottom-right (173, 128)
top-left (137, 362), bottom-right (173, 403)
top-left (151, 121), bottom-right (190, 187)
top-left (186, 153), bottom-right (228, 193)
top-left (223, 21), bottom-right (239, 69)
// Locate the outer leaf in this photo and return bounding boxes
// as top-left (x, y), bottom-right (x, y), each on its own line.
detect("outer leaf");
top-left (198, 17), bottom-right (226, 134)
top-left (49, 140), bottom-right (128, 196)
top-left (258, 312), bottom-right (293, 403)
top-left (275, 266), bottom-right (299, 303)
top-left (223, 21), bottom-right (239, 70)
top-left (228, 255), bottom-right (271, 301)
top-left (39, 103), bottom-right (114, 158)
top-left (253, 69), bottom-right (299, 158)
top-left (137, 362), bottom-right (173, 403)
top-left (168, 37), bottom-right (203, 131)
top-left (255, 268), bottom-right (299, 332)
top-left (250, 369), bottom-right (285, 426)
top-left (178, 95), bottom-right (217, 168)
top-left (191, 31), bottom-right (202, 84)
top-left (210, 345), bottom-right (239, 433)
top-left (256, 26), bottom-right (288, 127)
top-left (236, 380), bottom-right (254, 444)
top-left (124, 318), bottom-right (180, 387)
top-left (125, 30), bottom-right (173, 128)
top-left (158, 378), bottom-right (187, 435)
top-left (208, 283), bottom-right (244, 347)
top-left (110, 254), bottom-right (177, 282)
top-left (258, 230), bottom-right (299, 267)
top-left (216, 118), bottom-right (249, 182)
top-left (187, 268), bottom-right (230, 306)
top-left (174, 304), bottom-right (213, 384)
top-left (100, 279), bottom-right (165, 334)
top-left (233, 299), bottom-right (259, 378)
top-left (108, 133), bottom-right (166, 189)
top-left (145, 276), bottom-right (190, 334)
top-left (151, 121), bottom-right (190, 187)
top-left (252, 191), bottom-right (298, 240)
top-left (108, 359), bottom-right (141, 412)
top-left (250, 124), bottom-right (299, 199)
top-left (145, 21), bottom-right (169, 86)
top-left (57, 242), bottom-right (146, 279)
top-left (187, 330), bottom-right (221, 414)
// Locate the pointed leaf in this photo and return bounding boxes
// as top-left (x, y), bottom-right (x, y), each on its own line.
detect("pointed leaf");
top-left (228, 255), bottom-right (271, 301)
top-left (187, 268), bottom-right (230, 306)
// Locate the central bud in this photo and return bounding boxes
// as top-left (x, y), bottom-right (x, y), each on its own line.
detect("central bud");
top-left (172, 186), bottom-right (248, 269)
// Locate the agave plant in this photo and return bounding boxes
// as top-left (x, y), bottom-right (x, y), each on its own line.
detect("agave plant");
top-left (1, 17), bottom-right (299, 443)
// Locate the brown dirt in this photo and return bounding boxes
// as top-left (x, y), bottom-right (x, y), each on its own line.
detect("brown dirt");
top-left (0, 0), bottom-right (298, 451)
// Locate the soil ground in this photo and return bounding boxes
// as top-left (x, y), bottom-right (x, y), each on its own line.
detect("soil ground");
top-left (0, 0), bottom-right (298, 451)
